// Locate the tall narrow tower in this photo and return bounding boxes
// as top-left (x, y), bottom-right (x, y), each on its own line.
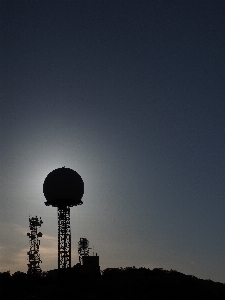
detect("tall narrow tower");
top-left (43, 167), bottom-right (84, 269)
top-left (27, 216), bottom-right (43, 274)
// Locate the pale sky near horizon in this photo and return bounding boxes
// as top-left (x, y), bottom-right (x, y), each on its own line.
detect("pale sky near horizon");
top-left (1, 0), bottom-right (225, 283)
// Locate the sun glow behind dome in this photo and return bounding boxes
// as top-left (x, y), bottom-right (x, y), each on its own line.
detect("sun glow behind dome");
top-left (43, 167), bottom-right (84, 207)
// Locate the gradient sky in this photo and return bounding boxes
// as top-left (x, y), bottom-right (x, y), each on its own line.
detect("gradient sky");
top-left (1, 0), bottom-right (225, 282)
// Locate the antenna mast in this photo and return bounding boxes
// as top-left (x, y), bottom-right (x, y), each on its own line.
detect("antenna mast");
top-left (78, 237), bottom-right (91, 263)
top-left (27, 216), bottom-right (43, 274)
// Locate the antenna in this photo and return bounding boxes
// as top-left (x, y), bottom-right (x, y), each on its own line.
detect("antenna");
top-left (43, 167), bottom-right (84, 269)
top-left (78, 237), bottom-right (92, 264)
top-left (27, 215), bottom-right (43, 274)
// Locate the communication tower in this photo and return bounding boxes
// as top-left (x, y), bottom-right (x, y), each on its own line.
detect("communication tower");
top-left (27, 216), bottom-right (43, 274)
top-left (78, 237), bottom-right (91, 263)
top-left (78, 237), bottom-right (100, 275)
top-left (43, 167), bottom-right (84, 269)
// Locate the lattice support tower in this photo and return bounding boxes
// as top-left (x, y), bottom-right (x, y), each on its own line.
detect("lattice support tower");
top-left (43, 167), bottom-right (84, 270)
top-left (58, 207), bottom-right (71, 269)
top-left (27, 216), bottom-right (43, 274)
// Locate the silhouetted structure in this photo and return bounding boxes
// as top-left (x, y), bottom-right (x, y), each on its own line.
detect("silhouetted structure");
top-left (78, 237), bottom-right (91, 263)
top-left (78, 237), bottom-right (100, 276)
top-left (43, 167), bottom-right (84, 269)
top-left (27, 216), bottom-right (43, 274)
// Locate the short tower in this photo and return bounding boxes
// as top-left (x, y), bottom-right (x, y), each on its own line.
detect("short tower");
top-left (78, 237), bottom-right (100, 275)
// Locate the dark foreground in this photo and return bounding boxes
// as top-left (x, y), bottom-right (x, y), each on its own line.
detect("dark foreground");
top-left (1, 267), bottom-right (225, 300)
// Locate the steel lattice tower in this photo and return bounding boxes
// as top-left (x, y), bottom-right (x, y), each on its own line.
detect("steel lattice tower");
top-left (58, 207), bottom-right (71, 268)
top-left (27, 216), bottom-right (43, 274)
top-left (43, 167), bottom-right (84, 269)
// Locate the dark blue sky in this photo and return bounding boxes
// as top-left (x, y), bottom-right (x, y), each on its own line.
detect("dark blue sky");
top-left (1, 0), bottom-right (225, 282)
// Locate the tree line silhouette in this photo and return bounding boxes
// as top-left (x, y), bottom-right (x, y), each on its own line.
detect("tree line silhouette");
top-left (1, 267), bottom-right (225, 299)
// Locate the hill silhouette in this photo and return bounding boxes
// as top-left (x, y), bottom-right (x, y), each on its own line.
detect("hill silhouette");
top-left (1, 267), bottom-right (225, 300)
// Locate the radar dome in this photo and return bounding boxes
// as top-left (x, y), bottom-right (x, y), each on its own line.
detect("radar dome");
top-left (43, 167), bottom-right (84, 207)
